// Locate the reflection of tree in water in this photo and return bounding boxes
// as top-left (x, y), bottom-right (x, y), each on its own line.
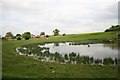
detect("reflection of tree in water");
top-left (16, 43), bottom-right (119, 65)
top-left (54, 43), bottom-right (59, 46)
top-left (103, 43), bottom-right (119, 50)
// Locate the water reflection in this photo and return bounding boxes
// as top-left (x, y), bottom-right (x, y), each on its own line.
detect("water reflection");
top-left (103, 43), bottom-right (119, 50)
top-left (43, 43), bottom-right (118, 59)
top-left (16, 42), bottom-right (119, 65)
top-left (54, 43), bottom-right (59, 46)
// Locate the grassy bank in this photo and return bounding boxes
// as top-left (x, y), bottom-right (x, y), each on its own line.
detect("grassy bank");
top-left (2, 32), bottom-right (118, 78)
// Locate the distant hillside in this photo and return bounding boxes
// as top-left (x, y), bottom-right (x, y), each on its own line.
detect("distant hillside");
top-left (105, 25), bottom-right (120, 32)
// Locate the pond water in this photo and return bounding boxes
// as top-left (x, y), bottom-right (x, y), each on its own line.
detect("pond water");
top-left (38, 43), bottom-right (118, 59)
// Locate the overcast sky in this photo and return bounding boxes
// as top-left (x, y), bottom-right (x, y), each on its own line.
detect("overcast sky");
top-left (0, 0), bottom-right (119, 36)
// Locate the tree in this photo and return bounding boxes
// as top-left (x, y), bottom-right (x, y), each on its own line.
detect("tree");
top-left (53, 29), bottom-right (60, 36)
top-left (40, 32), bottom-right (45, 35)
top-left (22, 32), bottom-right (31, 40)
top-left (105, 25), bottom-right (120, 32)
top-left (16, 34), bottom-right (22, 40)
top-left (16, 34), bottom-right (21, 37)
top-left (5, 32), bottom-right (14, 39)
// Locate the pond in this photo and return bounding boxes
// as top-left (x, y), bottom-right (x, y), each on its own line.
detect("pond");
top-left (38, 43), bottom-right (118, 59)
top-left (16, 42), bottom-right (119, 65)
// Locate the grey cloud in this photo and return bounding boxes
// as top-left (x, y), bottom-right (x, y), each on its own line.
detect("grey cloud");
top-left (89, 3), bottom-right (118, 22)
top-left (1, 0), bottom-right (119, 36)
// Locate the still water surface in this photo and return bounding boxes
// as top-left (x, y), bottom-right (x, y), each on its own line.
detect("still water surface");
top-left (39, 43), bottom-right (118, 59)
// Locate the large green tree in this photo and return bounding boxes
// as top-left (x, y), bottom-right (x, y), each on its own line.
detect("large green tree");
top-left (5, 32), bottom-right (14, 39)
top-left (53, 29), bottom-right (60, 36)
top-left (40, 32), bottom-right (45, 35)
top-left (22, 32), bottom-right (31, 40)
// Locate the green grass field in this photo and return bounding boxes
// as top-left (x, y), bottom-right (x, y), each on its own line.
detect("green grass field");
top-left (2, 32), bottom-right (119, 78)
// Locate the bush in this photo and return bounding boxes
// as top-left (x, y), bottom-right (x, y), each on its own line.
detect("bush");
top-left (62, 34), bottom-right (66, 36)
top-left (46, 35), bottom-right (49, 38)
top-left (16, 36), bottom-right (21, 40)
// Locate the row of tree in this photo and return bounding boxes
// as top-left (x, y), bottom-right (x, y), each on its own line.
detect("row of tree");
top-left (4, 29), bottom-right (62, 40)
top-left (5, 32), bottom-right (31, 40)
top-left (105, 25), bottom-right (120, 32)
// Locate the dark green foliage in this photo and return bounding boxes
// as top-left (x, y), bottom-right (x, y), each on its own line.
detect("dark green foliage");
top-left (69, 52), bottom-right (76, 57)
top-left (40, 32), bottom-right (45, 35)
top-left (103, 57), bottom-right (114, 65)
top-left (60, 57), bottom-right (65, 63)
top-left (16, 34), bottom-right (22, 40)
top-left (20, 44), bottom-right (43, 56)
top-left (16, 36), bottom-right (21, 40)
top-left (53, 52), bottom-right (63, 62)
top-left (64, 54), bottom-right (69, 60)
top-left (55, 54), bottom-right (63, 62)
top-left (23, 44), bottom-right (81, 65)
top-left (76, 54), bottom-right (81, 64)
top-left (105, 25), bottom-right (120, 32)
top-left (53, 29), bottom-right (60, 36)
top-left (114, 58), bottom-right (118, 65)
top-left (69, 52), bottom-right (77, 63)
top-left (22, 32), bottom-right (31, 40)
top-left (5, 32), bottom-right (14, 39)
top-left (95, 59), bottom-right (102, 64)
top-left (46, 35), bottom-right (49, 38)
top-left (16, 34), bottom-right (21, 37)
top-left (81, 56), bottom-right (90, 64)
top-left (89, 57), bottom-right (94, 64)
top-left (62, 34), bottom-right (66, 36)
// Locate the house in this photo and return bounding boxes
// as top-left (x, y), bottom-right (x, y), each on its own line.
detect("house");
top-left (31, 35), bottom-right (36, 38)
top-left (31, 35), bottom-right (49, 39)
top-left (36, 35), bottom-right (40, 38)
top-left (31, 35), bottom-right (40, 38)
top-left (40, 35), bottom-right (46, 38)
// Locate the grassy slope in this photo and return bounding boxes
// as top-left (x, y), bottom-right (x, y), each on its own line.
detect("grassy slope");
top-left (2, 32), bottom-right (118, 78)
